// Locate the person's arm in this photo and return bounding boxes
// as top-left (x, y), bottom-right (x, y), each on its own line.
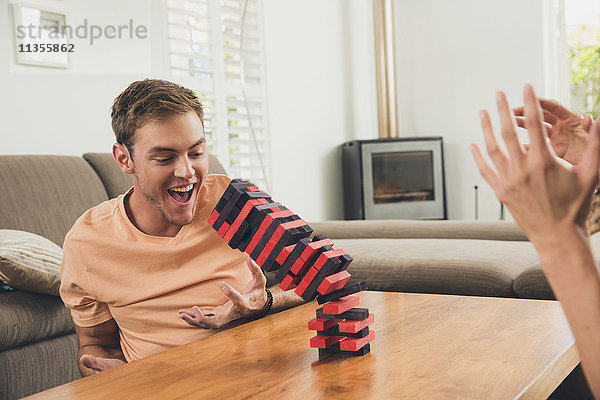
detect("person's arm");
top-left (178, 257), bottom-right (305, 329)
top-left (75, 318), bottom-right (126, 376)
top-left (470, 84), bottom-right (600, 398)
top-left (534, 227), bottom-right (600, 395)
top-left (268, 283), bottom-right (305, 313)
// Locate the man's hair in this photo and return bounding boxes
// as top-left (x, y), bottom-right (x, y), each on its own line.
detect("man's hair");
top-left (110, 79), bottom-right (204, 152)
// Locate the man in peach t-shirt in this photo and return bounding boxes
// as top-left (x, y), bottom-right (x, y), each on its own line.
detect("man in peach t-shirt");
top-left (60, 79), bottom-right (303, 376)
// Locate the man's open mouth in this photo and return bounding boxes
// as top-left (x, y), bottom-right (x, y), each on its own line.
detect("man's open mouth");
top-left (168, 183), bottom-right (195, 204)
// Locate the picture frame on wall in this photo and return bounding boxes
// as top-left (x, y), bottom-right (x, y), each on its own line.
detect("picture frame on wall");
top-left (12, 4), bottom-right (71, 68)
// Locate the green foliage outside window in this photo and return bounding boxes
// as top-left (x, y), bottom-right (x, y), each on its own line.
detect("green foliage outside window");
top-left (569, 25), bottom-right (600, 118)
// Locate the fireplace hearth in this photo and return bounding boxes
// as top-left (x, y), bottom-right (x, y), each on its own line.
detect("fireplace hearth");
top-left (341, 137), bottom-right (447, 220)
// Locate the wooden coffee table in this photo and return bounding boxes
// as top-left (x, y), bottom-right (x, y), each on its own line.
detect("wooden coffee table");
top-left (27, 292), bottom-right (578, 399)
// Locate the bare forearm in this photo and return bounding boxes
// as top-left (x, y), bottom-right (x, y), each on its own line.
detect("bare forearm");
top-left (78, 345), bottom-right (126, 377)
top-left (268, 285), bottom-right (305, 313)
top-left (533, 228), bottom-right (600, 398)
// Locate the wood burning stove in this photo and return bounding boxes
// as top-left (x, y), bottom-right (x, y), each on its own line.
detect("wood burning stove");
top-left (341, 137), bottom-right (447, 220)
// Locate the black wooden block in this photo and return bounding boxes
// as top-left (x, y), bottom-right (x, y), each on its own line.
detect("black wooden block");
top-left (318, 343), bottom-right (370, 357)
top-left (317, 326), bottom-right (369, 339)
top-left (316, 281), bottom-right (367, 305)
top-left (316, 307), bottom-right (369, 320)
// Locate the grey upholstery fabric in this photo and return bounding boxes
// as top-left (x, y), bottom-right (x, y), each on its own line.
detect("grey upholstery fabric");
top-left (207, 154), bottom-right (227, 175)
top-left (337, 238), bottom-right (540, 297)
top-left (513, 231), bottom-right (600, 300)
top-left (512, 266), bottom-right (555, 300)
top-left (83, 152), bottom-right (228, 199)
top-left (0, 290), bottom-right (74, 351)
top-left (0, 333), bottom-right (81, 400)
top-left (310, 220), bottom-right (528, 241)
top-left (0, 156), bottom-right (109, 247)
top-left (83, 152), bottom-right (132, 199)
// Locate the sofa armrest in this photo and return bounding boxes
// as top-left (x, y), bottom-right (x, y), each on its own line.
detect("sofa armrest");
top-left (308, 220), bottom-right (528, 241)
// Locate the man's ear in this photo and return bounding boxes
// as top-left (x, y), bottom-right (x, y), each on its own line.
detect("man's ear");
top-left (112, 143), bottom-right (135, 175)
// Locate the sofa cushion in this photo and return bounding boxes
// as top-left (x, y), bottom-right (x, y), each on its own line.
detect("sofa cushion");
top-left (83, 153), bottom-right (132, 199)
top-left (0, 333), bottom-right (81, 400)
top-left (0, 155), bottom-right (109, 247)
top-left (83, 153), bottom-right (229, 199)
top-left (0, 230), bottom-right (62, 296)
top-left (0, 290), bottom-right (74, 351)
top-left (512, 267), bottom-right (555, 300)
top-left (513, 232), bottom-right (600, 300)
top-left (336, 238), bottom-right (540, 297)
top-left (310, 220), bottom-right (528, 241)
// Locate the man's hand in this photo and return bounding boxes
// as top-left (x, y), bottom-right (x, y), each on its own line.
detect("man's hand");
top-left (178, 257), bottom-right (268, 329)
top-left (470, 85), bottom-right (600, 243)
top-left (513, 98), bottom-right (594, 165)
top-left (80, 354), bottom-right (125, 374)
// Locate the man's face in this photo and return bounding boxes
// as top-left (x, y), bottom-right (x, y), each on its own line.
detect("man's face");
top-left (128, 111), bottom-right (209, 231)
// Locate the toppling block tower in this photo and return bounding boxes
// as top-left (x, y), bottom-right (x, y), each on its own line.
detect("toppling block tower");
top-left (208, 179), bottom-right (374, 356)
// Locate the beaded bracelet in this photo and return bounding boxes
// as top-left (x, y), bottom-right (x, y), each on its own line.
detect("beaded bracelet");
top-left (249, 289), bottom-right (273, 320)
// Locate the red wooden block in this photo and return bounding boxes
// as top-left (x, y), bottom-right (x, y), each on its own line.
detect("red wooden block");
top-left (248, 209), bottom-right (295, 256)
top-left (322, 295), bottom-right (360, 315)
top-left (308, 317), bottom-right (343, 331)
top-left (224, 199), bottom-right (263, 242)
top-left (340, 331), bottom-right (375, 351)
top-left (322, 248), bottom-right (347, 259)
top-left (244, 227), bottom-right (266, 255)
top-left (280, 218), bottom-right (307, 230)
top-left (294, 267), bottom-right (319, 297)
top-left (245, 186), bottom-right (260, 192)
top-left (279, 274), bottom-right (300, 291)
top-left (339, 314), bottom-right (375, 334)
top-left (313, 248), bottom-right (349, 270)
top-left (317, 271), bottom-right (352, 295)
top-left (265, 209), bottom-right (294, 221)
top-left (289, 257), bottom-right (310, 276)
top-left (217, 222), bottom-right (230, 237)
top-left (207, 210), bottom-right (220, 226)
top-left (299, 238), bottom-right (334, 261)
top-left (310, 335), bottom-right (344, 349)
top-left (256, 219), bottom-right (308, 266)
top-left (276, 244), bottom-right (296, 265)
top-left (256, 237), bottom-right (278, 266)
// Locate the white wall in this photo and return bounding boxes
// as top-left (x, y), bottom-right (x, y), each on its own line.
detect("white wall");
top-left (262, 0), bottom-right (377, 221)
top-left (392, 0), bottom-right (549, 220)
top-left (1, 0), bottom-right (556, 221)
top-left (0, 0), bottom-right (164, 157)
top-left (0, 0), bottom-right (376, 222)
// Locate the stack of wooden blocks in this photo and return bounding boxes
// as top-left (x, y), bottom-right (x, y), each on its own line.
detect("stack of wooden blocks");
top-left (208, 179), bottom-right (374, 356)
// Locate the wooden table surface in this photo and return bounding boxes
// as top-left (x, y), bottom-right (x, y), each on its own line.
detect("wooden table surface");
top-left (28, 292), bottom-right (578, 400)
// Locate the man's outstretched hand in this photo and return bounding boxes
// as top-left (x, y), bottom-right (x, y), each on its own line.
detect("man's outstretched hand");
top-left (178, 257), bottom-right (268, 329)
top-left (471, 85), bottom-right (600, 243)
top-left (80, 354), bottom-right (125, 374)
top-left (513, 98), bottom-right (594, 165)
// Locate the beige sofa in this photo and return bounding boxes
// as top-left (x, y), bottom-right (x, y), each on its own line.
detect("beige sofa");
top-left (0, 152), bottom-right (566, 399)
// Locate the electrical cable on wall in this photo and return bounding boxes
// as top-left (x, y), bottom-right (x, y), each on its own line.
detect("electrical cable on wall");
top-left (240, 0), bottom-right (271, 192)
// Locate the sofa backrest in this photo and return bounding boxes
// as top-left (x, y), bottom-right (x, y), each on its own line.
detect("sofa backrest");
top-left (0, 155), bottom-right (109, 246)
top-left (83, 153), bottom-right (228, 199)
top-left (0, 153), bottom-right (228, 247)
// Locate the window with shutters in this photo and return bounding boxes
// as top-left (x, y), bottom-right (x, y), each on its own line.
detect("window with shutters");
top-left (166, 0), bottom-right (270, 190)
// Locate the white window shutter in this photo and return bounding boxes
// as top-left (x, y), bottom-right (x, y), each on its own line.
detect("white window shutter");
top-left (167, 0), bottom-right (270, 190)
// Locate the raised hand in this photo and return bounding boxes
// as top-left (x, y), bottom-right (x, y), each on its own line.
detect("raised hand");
top-left (470, 85), bottom-right (600, 244)
top-left (513, 98), bottom-right (594, 165)
top-left (178, 257), bottom-right (268, 329)
top-left (80, 354), bottom-right (125, 374)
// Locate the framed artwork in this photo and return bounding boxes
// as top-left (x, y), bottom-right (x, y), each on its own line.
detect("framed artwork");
top-left (12, 4), bottom-right (71, 68)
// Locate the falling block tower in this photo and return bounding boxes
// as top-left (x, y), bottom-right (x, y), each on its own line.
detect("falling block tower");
top-left (208, 179), bottom-right (374, 356)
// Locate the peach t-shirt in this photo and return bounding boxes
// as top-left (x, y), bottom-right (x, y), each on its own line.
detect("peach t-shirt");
top-left (60, 174), bottom-right (251, 362)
